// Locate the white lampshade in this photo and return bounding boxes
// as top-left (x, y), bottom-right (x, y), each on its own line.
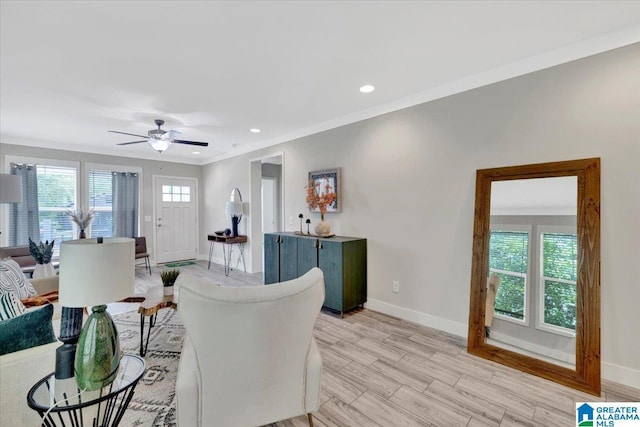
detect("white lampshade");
top-left (0, 173), bottom-right (23, 203)
top-left (225, 201), bottom-right (243, 217)
top-left (59, 237), bottom-right (135, 307)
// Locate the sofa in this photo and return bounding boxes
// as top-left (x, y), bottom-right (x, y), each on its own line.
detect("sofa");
top-left (0, 245), bottom-right (59, 277)
top-left (0, 275), bottom-right (61, 427)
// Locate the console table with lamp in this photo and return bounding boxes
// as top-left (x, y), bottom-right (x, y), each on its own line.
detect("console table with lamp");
top-left (207, 187), bottom-right (247, 276)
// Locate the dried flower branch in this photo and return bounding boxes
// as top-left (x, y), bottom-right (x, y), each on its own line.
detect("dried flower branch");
top-left (67, 209), bottom-right (96, 230)
top-left (306, 177), bottom-right (337, 220)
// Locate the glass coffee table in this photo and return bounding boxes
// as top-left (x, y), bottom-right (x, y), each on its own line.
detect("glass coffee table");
top-left (123, 286), bottom-right (178, 356)
top-left (27, 354), bottom-right (145, 427)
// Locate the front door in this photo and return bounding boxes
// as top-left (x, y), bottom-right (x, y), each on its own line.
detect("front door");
top-left (154, 177), bottom-right (198, 263)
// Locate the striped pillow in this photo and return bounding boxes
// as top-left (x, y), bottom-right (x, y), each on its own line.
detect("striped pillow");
top-left (0, 292), bottom-right (26, 320)
top-left (0, 258), bottom-right (36, 299)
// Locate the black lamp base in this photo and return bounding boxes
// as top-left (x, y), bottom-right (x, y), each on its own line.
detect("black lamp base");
top-left (55, 344), bottom-right (77, 379)
top-left (55, 307), bottom-right (84, 379)
top-left (232, 216), bottom-right (239, 237)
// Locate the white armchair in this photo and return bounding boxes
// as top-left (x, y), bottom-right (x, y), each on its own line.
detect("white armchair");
top-left (176, 267), bottom-right (325, 427)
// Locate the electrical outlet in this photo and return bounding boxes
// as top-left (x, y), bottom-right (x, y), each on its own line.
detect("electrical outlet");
top-left (392, 280), bottom-right (400, 293)
top-left (289, 216), bottom-right (294, 225)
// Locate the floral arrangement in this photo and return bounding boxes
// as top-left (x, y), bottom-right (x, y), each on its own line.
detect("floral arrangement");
top-left (306, 177), bottom-right (337, 221)
top-left (29, 238), bottom-right (55, 264)
top-left (160, 269), bottom-right (180, 287)
top-left (67, 209), bottom-right (95, 231)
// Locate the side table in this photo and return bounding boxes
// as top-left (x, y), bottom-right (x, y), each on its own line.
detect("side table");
top-left (123, 287), bottom-right (178, 357)
top-left (207, 234), bottom-right (247, 276)
top-left (27, 354), bottom-right (145, 427)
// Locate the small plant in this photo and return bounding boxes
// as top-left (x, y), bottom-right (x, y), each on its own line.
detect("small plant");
top-left (29, 238), bottom-right (55, 264)
top-left (160, 269), bottom-right (180, 287)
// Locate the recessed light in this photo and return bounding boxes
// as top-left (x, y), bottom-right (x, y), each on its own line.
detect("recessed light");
top-left (250, 128), bottom-right (261, 133)
top-left (359, 84), bottom-right (375, 93)
top-left (192, 151), bottom-right (201, 155)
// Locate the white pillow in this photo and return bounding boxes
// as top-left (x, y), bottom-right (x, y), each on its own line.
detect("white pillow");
top-left (0, 291), bottom-right (26, 320)
top-left (0, 258), bottom-right (37, 299)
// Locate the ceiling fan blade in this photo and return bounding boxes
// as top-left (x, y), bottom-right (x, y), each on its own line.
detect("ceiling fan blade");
top-left (117, 140), bottom-right (148, 146)
top-left (109, 130), bottom-right (150, 139)
top-left (173, 139), bottom-right (209, 147)
top-left (163, 130), bottom-right (182, 140)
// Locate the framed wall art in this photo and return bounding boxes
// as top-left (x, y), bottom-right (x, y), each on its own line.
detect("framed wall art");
top-left (308, 168), bottom-right (341, 213)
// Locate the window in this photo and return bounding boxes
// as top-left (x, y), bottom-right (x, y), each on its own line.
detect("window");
top-left (36, 165), bottom-right (77, 255)
top-left (87, 165), bottom-right (141, 238)
top-left (489, 229), bottom-right (529, 322)
top-left (89, 170), bottom-right (113, 237)
top-left (539, 231), bottom-right (578, 332)
top-left (162, 185), bottom-right (191, 202)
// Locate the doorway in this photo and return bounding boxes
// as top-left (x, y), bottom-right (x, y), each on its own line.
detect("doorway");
top-left (153, 176), bottom-right (198, 263)
top-left (249, 154), bottom-right (284, 275)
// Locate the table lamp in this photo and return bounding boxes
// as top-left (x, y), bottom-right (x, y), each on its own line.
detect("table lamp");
top-left (0, 173), bottom-right (22, 236)
top-left (0, 173), bottom-right (23, 203)
top-left (59, 237), bottom-right (135, 390)
top-left (225, 201), bottom-right (243, 237)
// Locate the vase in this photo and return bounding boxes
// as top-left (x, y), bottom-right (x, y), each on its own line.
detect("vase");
top-left (314, 220), bottom-right (331, 237)
top-left (75, 304), bottom-right (120, 390)
top-left (79, 229), bottom-right (87, 239)
top-left (33, 262), bottom-right (56, 278)
top-left (164, 285), bottom-right (174, 297)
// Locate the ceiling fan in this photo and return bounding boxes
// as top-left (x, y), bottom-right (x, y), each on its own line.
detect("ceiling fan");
top-left (109, 119), bottom-right (209, 153)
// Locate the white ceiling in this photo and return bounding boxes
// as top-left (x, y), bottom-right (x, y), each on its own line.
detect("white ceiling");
top-left (1, 1), bottom-right (639, 165)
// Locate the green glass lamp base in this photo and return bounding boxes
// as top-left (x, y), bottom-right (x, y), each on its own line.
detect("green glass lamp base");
top-left (74, 304), bottom-right (121, 391)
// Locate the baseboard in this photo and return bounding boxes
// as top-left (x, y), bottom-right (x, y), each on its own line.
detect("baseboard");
top-left (365, 298), bottom-right (640, 390)
top-left (602, 361), bottom-right (640, 390)
top-left (364, 298), bottom-right (468, 338)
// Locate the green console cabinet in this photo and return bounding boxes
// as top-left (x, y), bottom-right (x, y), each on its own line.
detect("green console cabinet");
top-left (264, 232), bottom-right (367, 315)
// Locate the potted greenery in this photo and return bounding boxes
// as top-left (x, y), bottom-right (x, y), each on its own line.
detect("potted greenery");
top-left (29, 238), bottom-right (56, 278)
top-left (161, 269), bottom-right (180, 296)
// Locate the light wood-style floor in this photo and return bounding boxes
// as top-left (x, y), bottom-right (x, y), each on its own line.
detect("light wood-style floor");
top-left (142, 261), bottom-right (640, 427)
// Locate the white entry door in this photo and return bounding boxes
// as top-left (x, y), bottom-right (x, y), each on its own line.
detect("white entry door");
top-left (154, 177), bottom-right (198, 263)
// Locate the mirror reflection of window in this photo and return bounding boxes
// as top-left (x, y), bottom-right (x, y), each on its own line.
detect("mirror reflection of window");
top-left (489, 176), bottom-right (578, 367)
top-left (489, 228), bottom-right (529, 323)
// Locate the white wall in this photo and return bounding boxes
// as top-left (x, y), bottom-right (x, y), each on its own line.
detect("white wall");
top-left (201, 43), bottom-right (640, 387)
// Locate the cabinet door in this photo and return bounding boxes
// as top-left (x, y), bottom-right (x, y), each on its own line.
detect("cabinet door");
top-left (264, 233), bottom-right (280, 284)
top-left (297, 237), bottom-right (318, 277)
top-left (279, 234), bottom-right (298, 282)
top-left (318, 240), bottom-right (343, 312)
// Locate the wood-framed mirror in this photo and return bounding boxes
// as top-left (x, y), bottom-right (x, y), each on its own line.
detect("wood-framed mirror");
top-left (467, 158), bottom-right (601, 396)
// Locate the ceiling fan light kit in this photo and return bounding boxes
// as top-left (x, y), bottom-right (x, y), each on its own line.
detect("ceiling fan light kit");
top-left (110, 119), bottom-right (209, 154)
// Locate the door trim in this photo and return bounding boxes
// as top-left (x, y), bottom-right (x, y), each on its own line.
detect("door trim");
top-left (152, 175), bottom-right (199, 264)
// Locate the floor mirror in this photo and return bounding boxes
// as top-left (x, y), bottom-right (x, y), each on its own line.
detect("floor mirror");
top-left (467, 158), bottom-right (601, 396)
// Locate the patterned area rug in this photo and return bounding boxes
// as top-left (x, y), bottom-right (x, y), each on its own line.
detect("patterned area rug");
top-left (114, 308), bottom-right (183, 426)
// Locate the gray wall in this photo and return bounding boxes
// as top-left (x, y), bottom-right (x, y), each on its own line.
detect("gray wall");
top-left (0, 144), bottom-right (202, 261)
top-left (201, 43), bottom-right (640, 386)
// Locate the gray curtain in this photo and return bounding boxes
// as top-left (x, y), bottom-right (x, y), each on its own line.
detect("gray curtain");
top-left (112, 172), bottom-right (139, 237)
top-left (9, 163), bottom-right (40, 245)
